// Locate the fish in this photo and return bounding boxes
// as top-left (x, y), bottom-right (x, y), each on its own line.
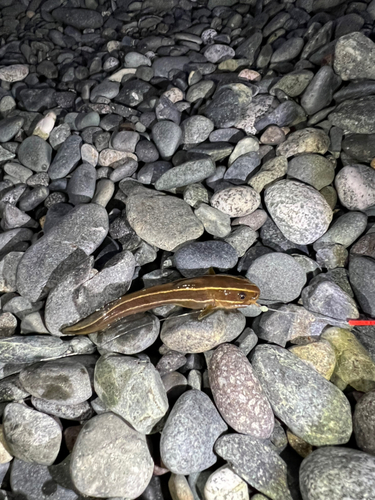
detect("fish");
top-left (61, 274), bottom-right (260, 335)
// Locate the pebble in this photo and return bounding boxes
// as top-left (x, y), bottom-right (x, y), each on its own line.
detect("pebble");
top-left (155, 156), bottom-right (215, 191)
top-left (299, 447), bottom-right (375, 500)
top-left (335, 164), bottom-right (375, 211)
top-left (215, 433), bottom-right (293, 500)
top-left (210, 186), bottom-right (260, 217)
top-left (204, 466), bottom-right (249, 500)
top-left (252, 345), bottom-right (353, 446)
top-left (354, 390), bottom-right (375, 455)
top-left (19, 359), bottom-right (92, 405)
top-left (173, 241), bottom-right (238, 276)
top-left (265, 180), bottom-right (333, 245)
top-left (161, 310), bottom-right (246, 354)
top-left (3, 403), bottom-right (61, 465)
top-left (126, 194), bottom-right (203, 252)
top-left (208, 343), bottom-right (274, 438)
top-left (0, 2), bottom-right (373, 497)
top-left (17, 136), bottom-right (52, 173)
top-left (94, 353), bottom-right (168, 434)
top-left (160, 389), bottom-right (227, 474)
top-left (246, 252), bottom-right (306, 302)
top-left (17, 204), bottom-right (108, 302)
top-left (71, 413), bottom-right (153, 498)
top-left (322, 327), bottom-right (375, 392)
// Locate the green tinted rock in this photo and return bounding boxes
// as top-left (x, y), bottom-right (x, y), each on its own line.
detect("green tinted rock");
top-left (321, 327), bottom-right (375, 392)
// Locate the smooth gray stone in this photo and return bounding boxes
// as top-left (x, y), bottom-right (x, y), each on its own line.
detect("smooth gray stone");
top-left (174, 240), bottom-right (238, 277)
top-left (0, 116), bottom-right (24, 142)
top-left (67, 163), bottom-right (96, 205)
top-left (1, 203), bottom-right (39, 231)
top-left (18, 186), bottom-right (49, 212)
top-left (71, 413), bottom-right (153, 498)
top-left (155, 156), bottom-right (215, 191)
top-left (111, 130), bottom-right (140, 152)
top-left (299, 447), bottom-right (375, 500)
top-left (19, 359), bottom-right (92, 405)
top-left (349, 255), bottom-right (375, 317)
top-left (246, 252), bottom-right (306, 303)
top-left (333, 80), bottom-right (375, 104)
top-left (91, 81), bottom-right (120, 101)
top-left (314, 212), bottom-right (367, 250)
top-left (301, 66), bottom-right (340, 115)
top-left (16, 204), bottom-right (108, 302)
top-left (0, 336), bottom-right (69, 364)
top-left (342, 133), bottom-right (375, 163)
top-left (3, 403), bottom-right (62, 465)
top-left (92, 312), bottom-right (160, 355)
top-left (43, 204), bottom-right (73, 234)
top-left (3, 162), bottom-right (32, 183)
top-left (255, 100), bottom-right (305, 131)
top-left (48, 135), bottom-right (82, 180)
top-left (224, 151), bottom-right (260, 184)
top-left (109, 159), bottom-right (138, 182)
top-left (235, 31), bottom-right (263, 63)
top-left (160, 389), bottom-right (227, 474)
top-left (152, 120), bottom-right (182, 160)
top-left (32, 397), bottom-right (93, 421)
top-left (251, 345), bottom-right (352, 446)
top-left (17, 136), bottom-right (52, 173)
top-left (302, 276), bottom-right (359, 321)
top-left (0, 184), bottom-right (27, 206)
top-left (215, 433), bottom-right (293, 500)
top-left (270, 37), bottom-right (304, 63)
top-left (94, 353), bottom-right (168, 434)
top-left (152, 56), bottom-right (189, 78)
top-left (335, 164), bottom-right (375, 211)
top-left (288, 154), bottom-right (335, 191)
top-left (11, 458), bottom-right (79, 500)
top-left (52, 7), bottom-right (103, 29)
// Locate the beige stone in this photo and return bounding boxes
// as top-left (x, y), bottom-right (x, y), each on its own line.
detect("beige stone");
top-left (289, 340), bottom-right (336, 379)
top-left (169, 474), bottom-right (195, 500)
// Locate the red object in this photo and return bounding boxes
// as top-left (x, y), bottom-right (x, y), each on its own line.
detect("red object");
top-left (348, 319), bottom-right (375, 326)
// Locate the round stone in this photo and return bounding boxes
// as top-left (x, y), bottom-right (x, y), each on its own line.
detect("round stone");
top-left (71, 413), bottom-right (153, 498)
top-left (210, 186), bottom-right (261, 217)
top-left (264, 180), bottom-right (333, 245)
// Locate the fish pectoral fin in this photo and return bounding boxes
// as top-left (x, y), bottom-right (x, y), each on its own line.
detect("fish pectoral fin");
top-left (207, 267), bottom-right (216, 275)
top-left (198, 305), bottom-right (219, 320)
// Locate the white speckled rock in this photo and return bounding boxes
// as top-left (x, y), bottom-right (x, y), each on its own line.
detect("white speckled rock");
top-left (204, 465), bottom-right (249, 500)
top-left (335, 164), bottom-right (375, 211)
top-left (210, 186), bottom-right (261, 217)
top-left (265, 180), bottom-right (333, 245)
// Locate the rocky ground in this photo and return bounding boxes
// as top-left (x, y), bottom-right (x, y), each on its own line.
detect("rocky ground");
top-left (0, 0), bottom-right (374, 498)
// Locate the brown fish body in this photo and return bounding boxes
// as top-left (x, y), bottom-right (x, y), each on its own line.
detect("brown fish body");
top-left (62, 274), bottom-right (260, 335)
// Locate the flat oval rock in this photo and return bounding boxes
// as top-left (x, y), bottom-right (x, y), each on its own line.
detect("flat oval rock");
top-left (208, 343), bottom-right (274, 438)
top-left (251, 345), bottom-right (353, 446)
top-left (210, 186), bottom-right (261, 217)
top-left (161, 309), bottom-right (246, 354)
top-left (160, 389), bottom-right (227, 474)
top-left (19, 359), bottom-right (92, 405)
top-left (265, 180), bottom-right (333, 245)
top-left (71, 413), bottom-right (153, 498)
top-left (299, 447), bottom-right (375, 500)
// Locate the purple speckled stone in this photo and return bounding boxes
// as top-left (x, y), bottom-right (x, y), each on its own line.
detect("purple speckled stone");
top-left (208, 343), bottom-right (274, 438)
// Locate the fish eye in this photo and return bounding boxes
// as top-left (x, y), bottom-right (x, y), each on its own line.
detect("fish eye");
top-left (239, 292), bottom-right (246, 300)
